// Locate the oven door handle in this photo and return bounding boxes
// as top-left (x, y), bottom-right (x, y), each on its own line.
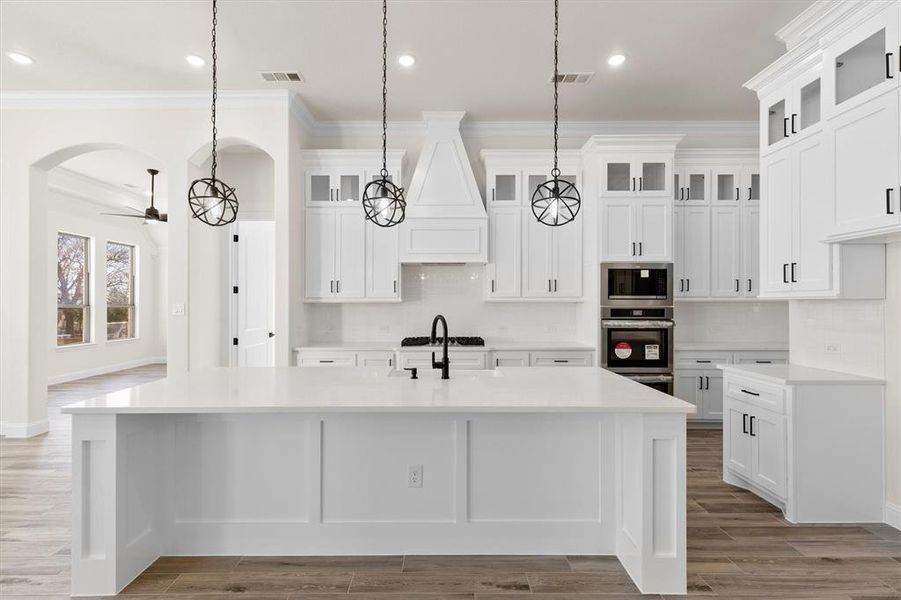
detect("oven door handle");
top-left (624, 374), bottom-right (674, 383)
top-left (602, 319), bottom-right (674, 329)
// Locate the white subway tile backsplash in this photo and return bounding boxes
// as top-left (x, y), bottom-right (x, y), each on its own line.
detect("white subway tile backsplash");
top-left (305, 265), bottom-right (583, 343)
top-left (674, 302), bottom-right (789, 345)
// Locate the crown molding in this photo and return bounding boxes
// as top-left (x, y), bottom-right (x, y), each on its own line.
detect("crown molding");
top-left (0, 90), bottom-right (290, 110)
top-left (675, 147), bottom-right (759, 164)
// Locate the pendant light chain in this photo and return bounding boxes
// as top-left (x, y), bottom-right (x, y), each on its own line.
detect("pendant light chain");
top-left (210, 0), bottom-right (219, 180)
top-left (552, 0), bottom-right (559, 178)
top-left (380, 0), bottom-right (389, 178)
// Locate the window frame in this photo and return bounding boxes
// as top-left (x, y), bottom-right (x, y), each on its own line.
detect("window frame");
top-left (105, 240), bottom-right (137, 341)
top-left (56, 231), bottom-right (92, 347)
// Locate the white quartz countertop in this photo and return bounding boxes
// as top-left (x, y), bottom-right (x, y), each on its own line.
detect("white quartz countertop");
top-left (719, 363), bottom-right (885, 385)
top-left (296, 342), bottom-right (595, 352)
top-left (675, 342), bottom-right (789, 352)
top-left (61, 367), bottom-right (693, 415)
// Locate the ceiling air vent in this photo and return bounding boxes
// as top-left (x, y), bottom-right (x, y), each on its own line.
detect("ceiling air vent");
top-left (550, 72), bottom-right (595, 84)
top-left (259, 71), bottom-right (304, 83)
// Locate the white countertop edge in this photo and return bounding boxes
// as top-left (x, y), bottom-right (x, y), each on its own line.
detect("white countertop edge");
top-left (719, 363), bottom-right (886, 386)
top-left (62, 405), bottom-right (692, 415)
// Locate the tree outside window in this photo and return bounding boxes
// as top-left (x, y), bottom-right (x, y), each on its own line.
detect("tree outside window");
top-left (57, 233), bottom-right (90, 346)
top-left (106, 242), bottom-right (136, 340)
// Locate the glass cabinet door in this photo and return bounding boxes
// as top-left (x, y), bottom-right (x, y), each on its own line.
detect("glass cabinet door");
top-left (799, 78), bottom-right (821, 131)
top-left (640, 162), bottom-right (666, 192)
top-left (490, 172), bottom-right (519, 203)
top-left (743, 168), bottom-right (760, 203)
top-left (308, 172), bottom-right (333, 204)
top-left (336, 172), bottom-right (362, 203)
top-left (767, 99), bottom-right (788, 146)
top-left (605, 161), bottom-right (632, 193)
top-left (715, 171), bottom-right (739, 202)
top-left (835, 29), bottom-right (889, 105)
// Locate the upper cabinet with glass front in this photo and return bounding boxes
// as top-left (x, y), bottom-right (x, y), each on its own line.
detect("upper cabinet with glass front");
top-left (303, 150), bottom-right (405, 208)
top-left (600, 155), bottom-right (672, 198)
top-left (822, 1), bottom-right (899, 118)
top-left (760, 65), bottom-right (823, 155)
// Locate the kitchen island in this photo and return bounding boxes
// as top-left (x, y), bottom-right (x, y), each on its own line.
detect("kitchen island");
top-left (62, 366), bottom-right (694, 596)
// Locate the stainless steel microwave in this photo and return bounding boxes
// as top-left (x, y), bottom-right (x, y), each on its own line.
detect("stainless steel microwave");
top-left (600, 262), bottom-right (673, 308)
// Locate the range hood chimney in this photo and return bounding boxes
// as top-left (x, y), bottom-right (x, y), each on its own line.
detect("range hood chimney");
top-left (400, 111), bottom-right (488, 264)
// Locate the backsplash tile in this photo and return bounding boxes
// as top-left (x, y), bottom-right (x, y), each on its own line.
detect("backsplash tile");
top-left (674, 302), bottom-right (789, 344)
top-left (789, 299), bottom-right (885, 378)
top-left (305, 265), bottom-right (583, 343)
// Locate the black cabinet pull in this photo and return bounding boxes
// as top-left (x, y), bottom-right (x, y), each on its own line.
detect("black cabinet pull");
top-left (748, 186), bottom-right (752, 201)
top-left (791, 262), bottom-right (797, 283)
top-left (686, 278), bottom-right (690, 292)
top-left (496, 358), bottom-right (499, 367)
top-left (491, 279), bottom-right (495, 293)
top-left (741, 389), bottom-right (760, 396)
top-left (783, 117), bottom-right (789, 138)
top-left (736, 186), bottom-right (740, 201)
top-left (631, 242), bottom-right (636, 256)
top-left (632, 177), bottom-right (636, 191)
top-left (742, 413), bottom-right (749, 434)
top-left (336, 280), bottom-right (340, 293)
top-left (748, 278), bottom-right (752, 293)
top-left (735, 279), bottom-right (739, 293)
top-left (755, 360), bottom-right (772, 364)
top-left (639, 176), bottom-right (643, 191)
top-left (705, 376), bottom-right (710, 390)
top-left (783, 263), bottom-right (789, 284)
top-left (680, 279), bottom-right (684, 292)
top-left (638, 242), bottom-right (643, 256)
top-left (330, 280), bottom-right (334, 293)
top-left (686, 187), bottom-right (691, 201)
top-left (680, 187), bottom-right (685, 201)
top-left (749, 415), bottom-right (757, 437)
top-left (553, 359), bottom-right (569, 363)
top-left (548, 279), bottom-right (552, 292)
top-left (491, 188), bottom-right (495, 202)
top-left (394, 279), bottom-right (398, 294)
top-left (554, 279), bottom-right (558, 292)
top-left (887, 52), bottom-right (895, 79)
top-left (320, 360), bottom-right (334, 364)
top-left (791, 113), bottom-right (797, 134)
top-left (887, 188), bottom-right (895, 215)
top-left (698, 376), bottom-right (703, 390)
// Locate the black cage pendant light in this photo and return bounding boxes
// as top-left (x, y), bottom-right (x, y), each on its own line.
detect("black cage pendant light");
top-left (362, 0), bottom-right (406, 227)
top-left (188, 0), bottom-right (238, 227)
top-left (531, 0), bottom-right (581, 227)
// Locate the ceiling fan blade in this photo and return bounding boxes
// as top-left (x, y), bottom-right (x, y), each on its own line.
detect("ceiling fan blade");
top-left (100, 213), bottom-right (147, 219)
top-left (159, 213), bottom-right (168, 222)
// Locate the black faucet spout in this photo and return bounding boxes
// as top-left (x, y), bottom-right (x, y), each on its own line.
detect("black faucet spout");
top-left (430, 314), bottom-right (450, 380)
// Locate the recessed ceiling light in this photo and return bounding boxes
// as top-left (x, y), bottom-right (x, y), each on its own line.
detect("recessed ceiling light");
top-left (397, 54), bottom-right (415, 68)
top-left (6, 52), bottom-right (34, 66)
top-left (607, 54), bottom-right (626, 67)
top-left (185, 55), bottom-right (206, 68)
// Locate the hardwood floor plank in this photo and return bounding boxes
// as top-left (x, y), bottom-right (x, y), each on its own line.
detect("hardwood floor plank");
top-left (701, 574), bottom-right (896, 597)
top-left (167, 572), bottom-right (353, 594)
top-left (788, 540), bottom-right (901, 559)
top-left (403, 555), bottom-right (569, 574)
top-left (238, 556), bottom-right (403, 573)
top-left (348, 573), bottom-right (483, 594)
top-left (722, 526), bottom-right (882, 541)
top-left (525, 572), bottom-right (640, 594)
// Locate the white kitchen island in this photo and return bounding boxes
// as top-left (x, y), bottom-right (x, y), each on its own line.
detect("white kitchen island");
top-left (62, 366), bottom-right (694, 596)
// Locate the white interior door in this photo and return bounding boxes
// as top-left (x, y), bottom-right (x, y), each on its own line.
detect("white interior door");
top-left (235, 221), bottom-right (275, 367)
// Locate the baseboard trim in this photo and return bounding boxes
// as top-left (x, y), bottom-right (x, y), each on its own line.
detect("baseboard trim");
top-left (0, 419), bottom-right (49, 438)
top-left (48, 357), bottom-right (167, 385)
top-left (886, 502), bottom-right (901, 531)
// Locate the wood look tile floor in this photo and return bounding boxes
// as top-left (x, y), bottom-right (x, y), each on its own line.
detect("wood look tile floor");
top-left (2, 365), bottom-right (900, 598)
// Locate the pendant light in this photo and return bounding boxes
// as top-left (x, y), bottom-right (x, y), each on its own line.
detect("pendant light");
top-left (188, 0), bottom-right (238, 227)
top-left (362, 0), bottom-right (406, 227)
top-left (531, 0), bottom-right (581, 227)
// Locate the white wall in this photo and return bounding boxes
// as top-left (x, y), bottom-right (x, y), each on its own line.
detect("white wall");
top-left (884, 242), bottom-right (900, 509)
top-left (675, 301), bottom-right (789, 345)
top-left (46, 187), bottom-right (166, 383)
top-left (306, 265), bottom-right (585, 344)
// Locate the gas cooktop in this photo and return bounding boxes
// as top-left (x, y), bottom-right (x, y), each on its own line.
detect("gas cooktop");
top-left (401, 336), bottom-right (485, 347)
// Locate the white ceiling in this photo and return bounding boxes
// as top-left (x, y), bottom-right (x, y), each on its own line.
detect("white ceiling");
top-left (1, 0), bottom-right (811, 121)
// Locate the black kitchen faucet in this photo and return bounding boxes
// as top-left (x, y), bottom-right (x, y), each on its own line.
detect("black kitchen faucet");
top-left (430, 314), bottom-right (450, 380)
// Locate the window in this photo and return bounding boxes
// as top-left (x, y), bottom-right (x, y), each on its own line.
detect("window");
top-left (106, 242), bottom-right (136, 340)
top-left (57, 233), bottom-right (90, 346)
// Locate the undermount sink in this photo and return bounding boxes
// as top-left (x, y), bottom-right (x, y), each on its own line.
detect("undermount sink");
top-left (388, 368), bottom-right (503, 379)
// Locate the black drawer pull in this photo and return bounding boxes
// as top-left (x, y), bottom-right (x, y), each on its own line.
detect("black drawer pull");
top-left (742, 413), bottom-right (748, 434)
top-left (320, 360), bottom-right (335, 364)
top-left (755, 360), bottom-right (772, 364)
top-left (695, 360), bottom-right (712, 363)
top-left (741, 388), bottom-right (760, 396)
top-left (553, 359), bottom-right (569, 363)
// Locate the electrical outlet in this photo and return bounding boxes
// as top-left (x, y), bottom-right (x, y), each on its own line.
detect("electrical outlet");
top-left (408, 464), bottom-right (423, 488)
top-left (824, 342), bottom-right (841, 355)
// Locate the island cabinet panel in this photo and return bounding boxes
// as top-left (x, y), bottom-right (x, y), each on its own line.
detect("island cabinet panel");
top-left (174, 415), bottom-right (311, 522)
top-left (321, 416), bottom-right (457, 523)
top-left (468, 415), bottom-right (600, 521)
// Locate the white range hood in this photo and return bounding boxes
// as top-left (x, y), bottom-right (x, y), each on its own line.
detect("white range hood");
top-left (400, 111), bottom-right (488, 264)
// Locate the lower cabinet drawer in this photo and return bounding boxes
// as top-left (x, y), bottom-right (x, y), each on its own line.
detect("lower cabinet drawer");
top-left (725, 376), bottom-right (785, 414)
top-left (357, 351), bottom-right (395, 367)
top-left (399, 351), bottom-right (488, 370)
top-left (492, 351), bottom-right (530, 368)
top-left (296, 351), bottom-right (356, 367)
top-left (675, 352), bottom-right (732, 369)
top-left (733, 351), bottom-right (789, 365)
top-left (530, 351), bottom-right (593, 367)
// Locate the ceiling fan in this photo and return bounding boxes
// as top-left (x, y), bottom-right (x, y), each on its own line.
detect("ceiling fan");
top-left (102, 168), bottom-right (167, 223)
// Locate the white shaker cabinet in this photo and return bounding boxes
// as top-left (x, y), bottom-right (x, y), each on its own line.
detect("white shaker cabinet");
top-left (711, 206), bottom-right (742, 297)
top-left (674, 206), bottom-right (710, 297)
top-left (742, 205), bottom-right (760, 296)
top-left (305, 208), bottom-right (366, 300)
top-left (366, 221), bottom-right (401, 300)
top-left (601, 155), bottom-right (672, 198)
top-left (487, 207), bottom-right (522, 298)
top-left (602, 199), bottom-right (672, 261)
top-left (721, 365), bottom-right (884, 523)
